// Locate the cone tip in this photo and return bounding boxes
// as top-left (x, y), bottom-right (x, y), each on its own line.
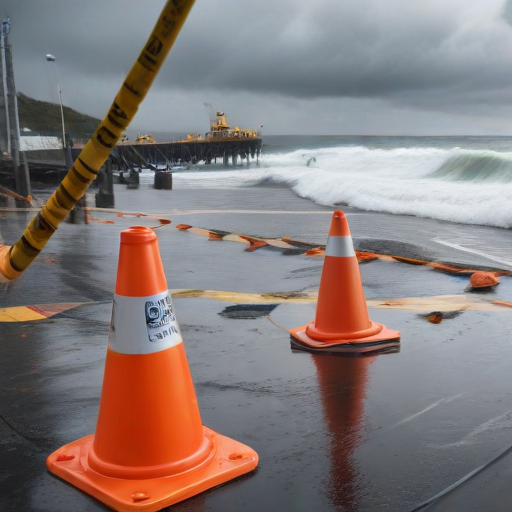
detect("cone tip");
top-left (121, 226), bottom-right (157, 245)
top-left (329, 211), bottom-right (350, 237)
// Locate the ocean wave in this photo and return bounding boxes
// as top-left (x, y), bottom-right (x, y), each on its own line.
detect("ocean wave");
top-left (428, 150), bottom-right (512, 183)
top-left (171, 144), bottom-right (512, 228)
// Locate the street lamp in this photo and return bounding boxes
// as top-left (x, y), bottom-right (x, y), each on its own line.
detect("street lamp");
top-left (45, 53), bottom-right (66, 148)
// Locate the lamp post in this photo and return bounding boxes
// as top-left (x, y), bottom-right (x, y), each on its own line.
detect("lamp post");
top-left (45, 53), bottom-right (66, 148)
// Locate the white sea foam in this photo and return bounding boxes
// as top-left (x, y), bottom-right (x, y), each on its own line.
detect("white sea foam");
top-left (170, 145), bottom-right (512, 228)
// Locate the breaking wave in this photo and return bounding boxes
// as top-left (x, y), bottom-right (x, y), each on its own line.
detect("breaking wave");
top-left (428, 151), bottom-right (512, 183)
top-left (173, 145), bottom-right (512, 228)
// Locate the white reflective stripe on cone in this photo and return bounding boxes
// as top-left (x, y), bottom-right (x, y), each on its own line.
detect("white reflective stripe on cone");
top-left (108, 291), bottom-right (183, 355)
top-left (325, 236), bottom-right (355, 258)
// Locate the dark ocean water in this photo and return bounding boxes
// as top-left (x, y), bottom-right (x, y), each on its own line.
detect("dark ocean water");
top-left (140, 135), bottom-right (512, 229)
top-left (19, 132), bottom-right (512, 228)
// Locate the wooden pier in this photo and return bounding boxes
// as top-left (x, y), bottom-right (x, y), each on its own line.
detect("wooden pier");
top-left (110, 137), bottom-right (262, 170)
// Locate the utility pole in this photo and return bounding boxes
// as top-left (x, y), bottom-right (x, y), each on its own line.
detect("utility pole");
top-left (3, 18), bottom-right (31, 200)
top-left (0, 19), bottom-right (9, 154)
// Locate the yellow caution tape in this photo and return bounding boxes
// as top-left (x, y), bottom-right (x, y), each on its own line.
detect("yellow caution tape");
top-left (0, 0), bottom-right (196, 282)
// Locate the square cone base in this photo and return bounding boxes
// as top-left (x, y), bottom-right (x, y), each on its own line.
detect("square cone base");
top-left (47, 426), bottom-right (258, 512)
top-left (289, 323), bottom-right (400, 355)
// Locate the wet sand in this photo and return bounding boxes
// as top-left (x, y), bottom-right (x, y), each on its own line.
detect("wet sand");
top-left (1, 180), bottom-right (512, 511)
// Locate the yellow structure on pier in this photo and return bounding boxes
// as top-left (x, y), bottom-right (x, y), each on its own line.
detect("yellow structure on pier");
top-left (185, 110), bottom-right (259, 142)
top-left (135, 133), bottom-right (156, 143)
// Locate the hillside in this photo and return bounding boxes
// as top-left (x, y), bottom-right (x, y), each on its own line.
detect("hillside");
top-left (17, 92), bottom-right (101, 135)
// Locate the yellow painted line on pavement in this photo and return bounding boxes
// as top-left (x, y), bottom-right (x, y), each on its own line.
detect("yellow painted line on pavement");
top-left (170, 289), bottom-right (316, 304)
top-left (0, 306), bottom-right (47, 322)
top-left (2, 293), bottom-right (510, 324)
top-left (0, 303), bottom-right (90, 322)
top-left (170, 290), bottom-right (512, 312)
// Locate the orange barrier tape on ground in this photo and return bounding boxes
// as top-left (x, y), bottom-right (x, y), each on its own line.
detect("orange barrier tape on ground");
top-left (114, 210), bottom-right (172, 224)
top-left (0, 185), bottom-right (33, 205)
top-left (304, 247), bottom-right (325, 256)
top-left (430, 262), bottom-right (475, 275)
top-left (390, 255), bottom-right (429, 266)
top-left (492, 300), bottom-right (512, 309)
top-left (239, 235), bottom-right (269, 252)
top-left (174, 224), bottom-right (384, 261)
top-left (393, 256), bottom-right (512, 277)
top-left (0, 0), bottom-right (196, 282)
top-left (88, 213), bottom-right (171, 229)
top-left (88, 216), bottom-right (116, 225)
top-left (175, 224), bottom-right (512, 276)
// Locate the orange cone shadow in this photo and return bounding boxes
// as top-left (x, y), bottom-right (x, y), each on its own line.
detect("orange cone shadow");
top-left (313, 354), bottom-right (375, 510)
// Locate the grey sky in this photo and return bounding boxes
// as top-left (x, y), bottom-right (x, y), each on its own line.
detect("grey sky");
top-left (3, 0), bottom-right (512, 135)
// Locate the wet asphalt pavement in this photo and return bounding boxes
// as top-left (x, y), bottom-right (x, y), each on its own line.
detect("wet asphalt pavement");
top-left (1, 182), bottom-right (512, 511)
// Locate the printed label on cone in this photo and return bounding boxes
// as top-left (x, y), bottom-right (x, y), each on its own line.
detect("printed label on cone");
top-left (108, 291), bottom-right (182, 354)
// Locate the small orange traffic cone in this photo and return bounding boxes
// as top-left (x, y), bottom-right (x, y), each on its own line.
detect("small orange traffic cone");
top-left (290, 211), bottom-right (400, 354)
top-left (47, 226), bottom-right (258, 511)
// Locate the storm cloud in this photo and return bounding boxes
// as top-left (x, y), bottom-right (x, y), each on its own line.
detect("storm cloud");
top-left (3, 0), bottom-right (512, 134)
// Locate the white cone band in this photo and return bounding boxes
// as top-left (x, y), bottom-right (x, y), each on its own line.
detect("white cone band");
top-left (108, 291), bottom-right (183, 355)
top-left (325, 236), bottom-right (355, 258)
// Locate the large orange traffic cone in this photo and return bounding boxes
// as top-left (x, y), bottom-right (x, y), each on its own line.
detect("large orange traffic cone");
top-left (290, 211), bottom-right (400, 354)
top-left (47, 226), bottom-right (258, 511)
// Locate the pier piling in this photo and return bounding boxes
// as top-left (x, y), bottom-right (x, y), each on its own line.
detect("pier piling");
top-left (95, 160), bottom-right (115, 208)
top-left (154, 171), bottom-right (173, 190)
